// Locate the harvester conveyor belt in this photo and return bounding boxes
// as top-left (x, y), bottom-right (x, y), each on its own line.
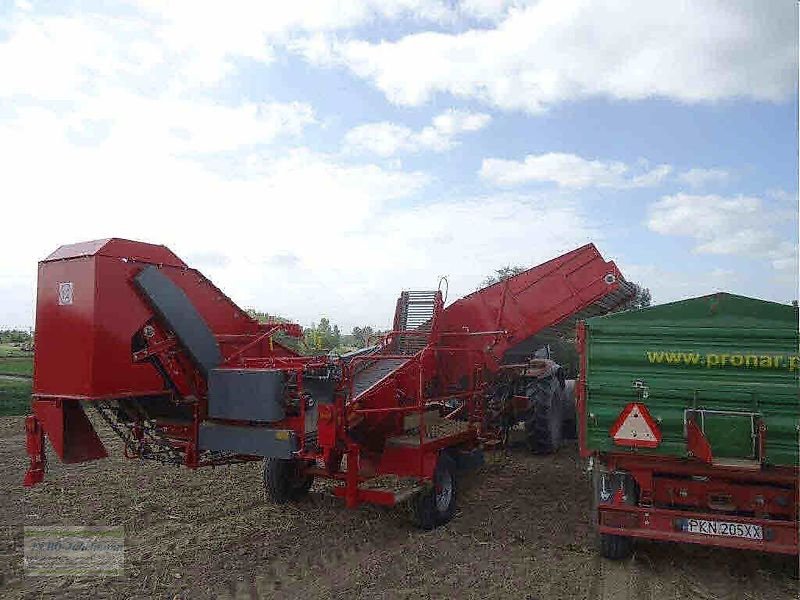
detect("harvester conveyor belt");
top-left (350, 357), bottom-right (409, 401)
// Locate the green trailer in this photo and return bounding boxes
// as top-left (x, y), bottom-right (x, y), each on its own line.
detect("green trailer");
top-left (577, 293), bottom-right (799, 558)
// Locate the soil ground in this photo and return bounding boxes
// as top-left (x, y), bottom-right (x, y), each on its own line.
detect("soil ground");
top-left (0, 415), bottom-right (797, 599)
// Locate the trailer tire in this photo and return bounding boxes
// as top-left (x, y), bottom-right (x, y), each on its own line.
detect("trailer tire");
top-left (599, 533), bottom-right (633, 560)
top-left (411, 452), bottom-right (458, 530)
top-left (593, 463), bottom-right (635, 560)
top-left (263, 458), bottom-right (314, 504)
top-left (525, 376), bottom-right (563, 454)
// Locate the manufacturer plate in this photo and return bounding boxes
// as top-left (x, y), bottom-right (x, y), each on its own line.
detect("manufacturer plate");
top-left (685, 518), bottom-right (763, 540)
top-left (58, 282), bottom-right (74, 305)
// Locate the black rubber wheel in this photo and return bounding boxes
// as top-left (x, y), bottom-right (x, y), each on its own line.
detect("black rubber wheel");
top-left (411, 452), bottom-right (458, 530)
top-left (599, 533), bottom-right (633, 560)
top-left (592, 464), bottom-right (635, 560)
top-left (562, 379), bottom-right (577, 440)
top-left (563, 417), bottom-right (577, 440)
top-left (525, 376), bottom-right (564, 454)
top-left (263, 458), bottom-right (314, 503)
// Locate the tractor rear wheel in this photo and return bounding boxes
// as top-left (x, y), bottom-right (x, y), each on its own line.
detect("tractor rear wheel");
top-left (525, 376), bottom-right (564, 454)
top-left (562, 379), bottom-right (577, 440)
top-left (411, 452), bottom-right (458, 530)
top-left (263, 458), bottom-right (314, 503)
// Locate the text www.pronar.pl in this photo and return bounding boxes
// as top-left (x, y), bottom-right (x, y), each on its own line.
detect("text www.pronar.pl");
top-left (646, 351), bottom-right (800, 371)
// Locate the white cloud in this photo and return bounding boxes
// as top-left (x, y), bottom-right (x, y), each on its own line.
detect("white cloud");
top-left (343, 122), bottom-right (417, 157)
top-left (1, 0), bottom-right (795, 330)
top-left (0, 1), bottom-right (461, 330)
top-left (0, 106), bottom-right (431, 328)
top-left (128, 1), bottom-right (465, 86)
top-left (235, 193), bottom-right (598, 329)
top-left (678, 168), bottom-right (732, 188)
top-left (344, 109), bottom-right (491, 156)
top-left (623, 262), bottom-right (798, 306)
top-left (647, 193), bottom-right (798, 272)
top-left (455, 0), bottom-right (532, 22)
top-left (0, 8), bottom-right (319, 158)
top-left (480, 152), bottom-right (672, 189)
top-left (0, 100), bottom-right (597, 330)
top-left (621, 264), bottom-right (739, 305)
top-left (299, 0), bottom-right (797, 113)
top-left (0, 1), bottom-right (504, 107)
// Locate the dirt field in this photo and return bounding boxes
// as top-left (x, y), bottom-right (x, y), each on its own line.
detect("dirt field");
top-left (0, 415), bottom-right (797, 599)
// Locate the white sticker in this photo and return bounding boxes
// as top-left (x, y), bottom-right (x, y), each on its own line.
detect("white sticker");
top-left (58, 282), bottom-right (74, 305)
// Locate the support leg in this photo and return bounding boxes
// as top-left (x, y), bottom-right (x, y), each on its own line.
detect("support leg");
top-left (345, 443), bottom-right (360, 509)
top-left (23, 415), bottom-right (46, 487)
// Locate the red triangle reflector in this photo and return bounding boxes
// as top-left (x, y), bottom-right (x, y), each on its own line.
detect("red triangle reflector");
top-left (609, 402), bottom-right (661, 448)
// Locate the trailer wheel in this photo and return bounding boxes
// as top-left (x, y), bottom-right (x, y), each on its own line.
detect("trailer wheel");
top-left (592, 464), bottom-right (634, 560)
top-left (263, 458), bottom-right (314, 503)
top-left (599, 533), bottom-right (633, 560)
top-left (525, 377), bottom-right (563, 454)
top-left (411, 452), bottom-right (458, 530)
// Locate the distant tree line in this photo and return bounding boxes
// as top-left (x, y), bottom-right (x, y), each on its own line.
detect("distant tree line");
top-left (245, 310), bottom-right (381, 355)
top-left (0, 329), bottom-right (33, 345)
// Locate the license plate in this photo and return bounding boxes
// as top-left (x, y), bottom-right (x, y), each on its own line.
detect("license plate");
top-left (685, 518), bottom-right (763, 540)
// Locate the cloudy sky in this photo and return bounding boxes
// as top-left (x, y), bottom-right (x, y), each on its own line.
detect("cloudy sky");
top-left (0, 0), bottom-right (797, 331)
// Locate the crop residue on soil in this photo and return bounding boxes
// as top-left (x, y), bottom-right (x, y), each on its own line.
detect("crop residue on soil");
top-left (0, 415), bottom-right (797, 599)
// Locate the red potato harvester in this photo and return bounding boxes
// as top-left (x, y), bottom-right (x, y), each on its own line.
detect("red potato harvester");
top-left (24, 238), bottom-right (632, 528)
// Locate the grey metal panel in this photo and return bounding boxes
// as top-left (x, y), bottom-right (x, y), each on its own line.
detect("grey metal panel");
top-left (134, 265), bottom-right (222, 376)
top-left (199, 422), bottom-right (296, 458)
top-left (208, 368), bottom-right (285, 422)
top-left (303, 376), bottom-right (336, 405)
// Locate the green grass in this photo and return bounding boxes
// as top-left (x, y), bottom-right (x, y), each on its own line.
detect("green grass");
top-left (0, 378), bottom-right (31, 416)
top-left (0, 357), bottom-right (33, 377)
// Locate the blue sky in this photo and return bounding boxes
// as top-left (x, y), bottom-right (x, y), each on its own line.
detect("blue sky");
top-left (0, 1), bottom-right (797, 331)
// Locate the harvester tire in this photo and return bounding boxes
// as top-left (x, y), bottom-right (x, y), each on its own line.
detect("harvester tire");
top-left (263, 458), bottom-right (314, 504)
top-left (525, 376), bottom-right (563, 454)
top-left (599, 533), bottom-right (633, 560)
top-left (411, 452), bottom-right (457, 530)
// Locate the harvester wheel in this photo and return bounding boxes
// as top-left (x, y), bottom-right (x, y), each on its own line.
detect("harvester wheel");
top-left (411, 452), bottom-right (457, 530)
top-left (525, 376), bottom-right (563, 454)
top-left (263, 458), bottom-right (314, 504)
top-left (599, 533), bottom-right (633, 560)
